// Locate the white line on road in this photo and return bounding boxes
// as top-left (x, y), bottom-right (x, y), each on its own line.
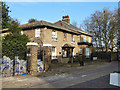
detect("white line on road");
top-left (81, 75), bottom-right (87, 77)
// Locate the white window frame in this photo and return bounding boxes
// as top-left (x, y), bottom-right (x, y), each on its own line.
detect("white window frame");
top-left (52, 31), bottom-right (57, 41)
top-left (71, 35), bottom-right (74, 43)
top-left (86, 47), bottom-right (90, 58)
top-left (52, 47), bottom-right (57, 59)
top-left (88, 37), bottom-right (91, 43)
top-left (83, 36), bottom-right (86, 42)
top-left (35, 28), bottom-right (40, 37)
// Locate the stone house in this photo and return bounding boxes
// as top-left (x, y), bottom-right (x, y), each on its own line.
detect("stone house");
top-left (1, 28), bottom-right (9, 37)
top-left (1, 15), bottom-right (92, 63)
top-left (20, 15), bottom-right (92, 63)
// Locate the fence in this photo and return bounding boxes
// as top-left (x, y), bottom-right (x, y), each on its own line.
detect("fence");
top-left (0, 56), bottom-right (43, 77)
top-left (0, 56), bottom-right (27, 77)
top-left (91, 52), bottom-right (118, 61)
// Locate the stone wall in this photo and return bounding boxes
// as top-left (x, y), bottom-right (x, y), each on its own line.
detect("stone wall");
top-left (27, 43), bottom-right (38, 74)
top-left (43, 46), bottom-right (52, 71)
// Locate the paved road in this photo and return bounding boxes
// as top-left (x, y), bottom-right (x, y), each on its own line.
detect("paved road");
top-left (31, 61), bottom-right (119, 88)
top-left (68, 75), bottom-right (118, 88)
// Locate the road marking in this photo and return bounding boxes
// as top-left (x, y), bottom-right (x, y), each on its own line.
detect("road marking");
top-left (81, 75), bottom-right (87, 77)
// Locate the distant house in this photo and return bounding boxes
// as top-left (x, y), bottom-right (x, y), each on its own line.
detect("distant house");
top-left (1, 15), bottom-right (92, 63)
top-left (1, 28), bottom-right (9, 37)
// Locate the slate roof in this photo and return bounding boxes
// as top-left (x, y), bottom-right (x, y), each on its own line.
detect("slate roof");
top-left (54, 20), bottom-right (91, 36)
top-left (20, 20), bottom-right (92, 36)
top-left (78, 42), bottom-right (93, 46)
top-left (1, 20), bottom-right (92, 37)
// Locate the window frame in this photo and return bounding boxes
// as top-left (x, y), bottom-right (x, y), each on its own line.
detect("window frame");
top-left (88, 37), bottom-right (91, 43)
top-left (71, 35), bottom-right (74, 43)
top-left (83, 36), bottom-right (86, 42)
top-left (52, 30), bottom-right (57, 41)
top-left (35, 28), bottom-right (40, 37)
top-left (52, 47), bottom-right (57, 59)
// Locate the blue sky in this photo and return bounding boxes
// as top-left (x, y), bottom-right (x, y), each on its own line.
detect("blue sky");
top-left (6, 2), bottom-right (118, 27)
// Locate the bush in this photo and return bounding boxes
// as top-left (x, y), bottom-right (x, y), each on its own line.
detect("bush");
top-left (2, 20), bottom-right (29, 60)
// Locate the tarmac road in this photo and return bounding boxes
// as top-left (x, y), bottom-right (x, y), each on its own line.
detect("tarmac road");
top-left (31, 61), bottom-right (119, 88)
top-left (68, 75), bottom-right (118, 88)
top-left (2, 61), bottom-right (119, 89)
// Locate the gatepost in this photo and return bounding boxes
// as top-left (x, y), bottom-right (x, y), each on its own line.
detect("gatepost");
top-left (26, 42), bottom-right (38, 75)
top-left (43, 44), bottom-right (52, 71)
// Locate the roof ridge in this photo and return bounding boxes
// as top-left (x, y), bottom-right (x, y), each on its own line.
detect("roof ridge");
top-left (60, 21), bottom-right (90, 34)
top-left (43, 20), bottom-right (55, 25)
top-left (54, 20), bottom-right (61, 24)
top-left (19, 19), bottom-right (92, 36)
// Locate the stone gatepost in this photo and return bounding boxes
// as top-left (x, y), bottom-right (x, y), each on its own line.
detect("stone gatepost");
top-left (26, 42), bottom-right (38, 75)
top-left (42, 44), bottom-right (52, 71)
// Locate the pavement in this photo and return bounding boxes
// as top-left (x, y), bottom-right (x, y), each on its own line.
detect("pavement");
top-left (2, 61), bottom-right (119, 88)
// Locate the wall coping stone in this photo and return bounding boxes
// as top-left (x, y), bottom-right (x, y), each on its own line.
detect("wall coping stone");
top-left (26, 42), bottom-right (38, 46)
top-left (43, 44), bottom-right (52, 47)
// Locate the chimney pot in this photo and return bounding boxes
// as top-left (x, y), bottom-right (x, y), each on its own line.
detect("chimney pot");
top-left (62, 15), bottom-right (70, 24)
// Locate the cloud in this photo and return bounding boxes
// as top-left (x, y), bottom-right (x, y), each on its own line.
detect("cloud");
top-left (3, 0), bottom-right (119, 2)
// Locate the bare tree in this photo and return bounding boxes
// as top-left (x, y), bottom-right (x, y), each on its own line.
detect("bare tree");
top-left (81, 8), bottom-right (118, 52)
top-left (72, 21), bottom-right (78, 27)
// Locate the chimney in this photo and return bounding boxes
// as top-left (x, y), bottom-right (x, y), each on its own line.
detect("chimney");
top-left (62, 15), bottom-right (70, 24)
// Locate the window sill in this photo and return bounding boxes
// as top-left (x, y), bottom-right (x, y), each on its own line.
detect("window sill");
top-left (62, 57), bottom-right (68, 58)
top-left (35, 36), bottom-right (40, 38)
top-left (52, 40), bottom-right (58, 42)
top-left (52, 38), bottom-right (58, 42)
top-left (52, 56), bottom-right (57, 59)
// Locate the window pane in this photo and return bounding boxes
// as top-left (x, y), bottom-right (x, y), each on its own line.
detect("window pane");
top-left (35, 28), bottom-right (40, 37)
top-left (79, 47), bottom-right (82, 54)
top-left (52, 47), bottom-right (55, 52)
top-left (52, 31), bottom-right (57, 41)
top-left (52, 47), bottom-right (57, 59)
top-left (83, 36), bottom-right (86, 42)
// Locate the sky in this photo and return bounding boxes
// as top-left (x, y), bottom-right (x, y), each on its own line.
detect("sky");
top-left (6, 2), bottom-right (118, 27)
